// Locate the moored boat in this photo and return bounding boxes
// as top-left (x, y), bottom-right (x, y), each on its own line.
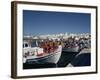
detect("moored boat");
top-left (23, 40), bottom-right (62, 64)
top-left (62, 46), bottom-right (79, 52)
top-left (62, 42), bottom-right (79, 52)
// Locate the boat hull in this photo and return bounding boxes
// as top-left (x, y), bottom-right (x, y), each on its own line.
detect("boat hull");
top-left (62, 46), bottom-right (79, 52)
top-left (23, 46), bottom-right (62, 64)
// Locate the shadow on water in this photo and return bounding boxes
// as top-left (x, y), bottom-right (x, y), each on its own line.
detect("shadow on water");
top-left (23, 51), bottom-right (78, 69)
top-left (23, 62), bottom-right (56, 69)
top-left (57, 51), bottom-right (78, 67)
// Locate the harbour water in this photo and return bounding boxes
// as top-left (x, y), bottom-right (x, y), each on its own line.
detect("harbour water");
top-left (23, 51), bottom-right (91, 69)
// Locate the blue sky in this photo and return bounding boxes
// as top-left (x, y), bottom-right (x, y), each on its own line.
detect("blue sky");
top-left (23, 10), bottom-right (90, 36)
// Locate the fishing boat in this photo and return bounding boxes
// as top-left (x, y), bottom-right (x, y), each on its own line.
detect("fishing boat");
top-left (62, 44), bottom-right (79, 52)
top-left (23, 40), bottom-right (62, 64)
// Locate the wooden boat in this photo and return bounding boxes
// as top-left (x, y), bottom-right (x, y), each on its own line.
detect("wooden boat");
top-left (23, 41), bottom-right (62, 64)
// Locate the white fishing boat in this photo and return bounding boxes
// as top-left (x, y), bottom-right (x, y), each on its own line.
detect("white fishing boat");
top-left (23, 40), bottom-right (62, 64)
top-left (62, 44), bottom-right (79, 52)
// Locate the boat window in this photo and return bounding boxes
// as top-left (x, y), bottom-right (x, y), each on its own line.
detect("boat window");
top-left (31, 41), bottom-right (37, 47)
top-left (25, 43), bottom-right (28, 47)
